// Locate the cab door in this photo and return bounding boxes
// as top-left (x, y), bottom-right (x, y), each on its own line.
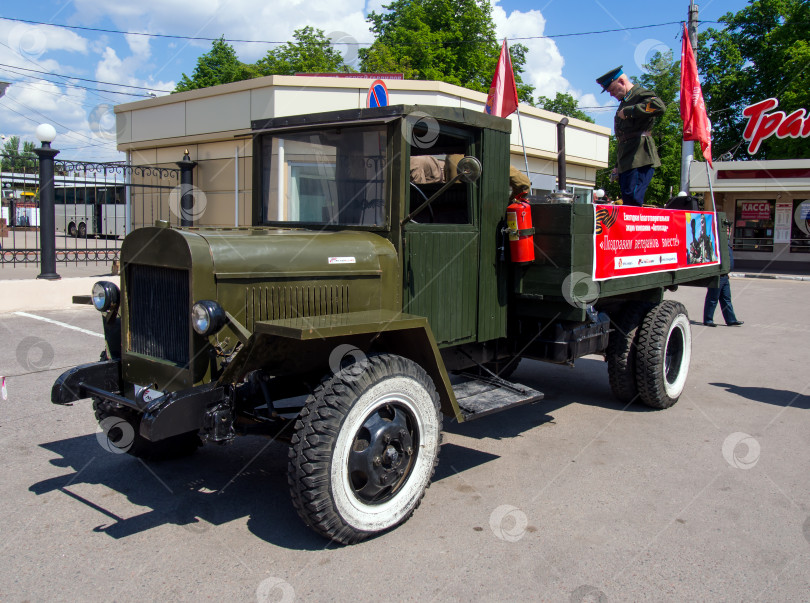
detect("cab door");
top-left (403, 129), bottom-right (479, 346)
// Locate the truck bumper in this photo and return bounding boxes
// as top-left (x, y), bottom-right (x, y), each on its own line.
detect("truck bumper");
top-left (51, 361), bottom-right (226, 442)
top-left (52, 360), bottom-right (123, 406)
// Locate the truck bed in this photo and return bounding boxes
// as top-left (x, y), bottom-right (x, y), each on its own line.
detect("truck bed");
top-left (515, 203), bottom-right (729, 320)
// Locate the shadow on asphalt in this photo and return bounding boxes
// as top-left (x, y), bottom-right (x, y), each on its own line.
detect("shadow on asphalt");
top-left (445, 356), bottom-right (657, 441)
top-left (29, 433), bottom-right (501, 550)
top-left (28, 357), bottom-right (651, 549)
top-left (710, 382), bottom-right (810, 409)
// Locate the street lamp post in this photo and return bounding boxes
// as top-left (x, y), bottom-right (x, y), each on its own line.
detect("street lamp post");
top-left (33, 124), bottom-right (60, 280)
top-left (176, 149), bottom-right (197, 227)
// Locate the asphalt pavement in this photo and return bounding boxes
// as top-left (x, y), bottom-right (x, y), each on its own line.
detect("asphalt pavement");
top-left (0, 279), bottom-right (808, 602)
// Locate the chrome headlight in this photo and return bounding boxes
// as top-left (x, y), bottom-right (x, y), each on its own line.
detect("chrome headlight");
top-left (191, 300), bottom-right (227, 336)
top-left (91, 281), bottom-right (120, 312)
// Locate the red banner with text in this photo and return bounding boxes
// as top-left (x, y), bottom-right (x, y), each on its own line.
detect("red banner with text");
top-left (593, 205), bottom-right (720, 281)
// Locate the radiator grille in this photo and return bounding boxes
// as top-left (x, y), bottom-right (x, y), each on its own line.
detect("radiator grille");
top-left (245, 284), bottom-right (349, 329)
top-left (127, 264), bottom-right (190, 366)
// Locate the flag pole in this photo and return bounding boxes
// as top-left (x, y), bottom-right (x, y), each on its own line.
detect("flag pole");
top-left (704, 161), bottom-right (715, 209)
top-left (515, 103), bottom-right (531, 179)
top-left (505, 38), bottom-right (531, 181)
top-left (704, 160), bottom-right (722, 258)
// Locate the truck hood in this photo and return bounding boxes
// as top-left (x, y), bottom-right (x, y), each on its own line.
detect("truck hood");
top-left (193, 228), bottom-right (397, 279)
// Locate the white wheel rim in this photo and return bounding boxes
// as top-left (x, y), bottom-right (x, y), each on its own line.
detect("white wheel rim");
top-left (330, 376), bottom-right (439, 532)
top-left (663, 314), bottom-right (691, 398)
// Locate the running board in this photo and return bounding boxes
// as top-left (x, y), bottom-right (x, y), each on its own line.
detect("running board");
top-left (452, 373), bottom-right (544, 421)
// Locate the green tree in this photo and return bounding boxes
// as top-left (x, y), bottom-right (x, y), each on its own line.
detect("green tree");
top-left (359, 0), bottom-right (534, 103)
top-left (1, 135), bottom-right (37, 172)
top-left (698, 0), bottom-right (810, 159)
top-left (536, 92), bottom-right (594, 123)
top-left (175, 37), bottom-right (256, 92)
top-left (255, 26), bottom-right (353, 76)
top-left (595, 136), bottom-right (620, 201)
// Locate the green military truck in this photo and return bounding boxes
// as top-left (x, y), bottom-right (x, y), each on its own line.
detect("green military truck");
top-left (53, 105), bottom-right (728, 544)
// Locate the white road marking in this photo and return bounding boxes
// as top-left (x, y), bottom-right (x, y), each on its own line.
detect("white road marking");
top-left (14, 311), bottom-right (104, 338)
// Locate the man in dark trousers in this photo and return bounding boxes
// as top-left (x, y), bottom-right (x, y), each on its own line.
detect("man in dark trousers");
top-left (704, 222), bottom-right (743, 327)
top-left (596, 66), bottom-right (666, 206)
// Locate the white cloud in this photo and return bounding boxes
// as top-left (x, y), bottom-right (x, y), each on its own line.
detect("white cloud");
top-left (95, 47), bottom-right (125, 84)
top-left (71, 0), bottom-right (374, 64)
top-left (0, 21), bottom-right (88, 60)
top-left (94, 46), bottom-right (175, 96)
top-left (493, 4), bottom-right (567, 99)
top-left (491, 3), bottom-right (615, 118)
top-left (125, 33), bottom-right (151, 58)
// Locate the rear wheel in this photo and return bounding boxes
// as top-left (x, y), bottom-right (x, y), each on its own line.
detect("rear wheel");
top-left (635, 301), bottom-right (692, 409)
top-left (606, 304), bottom-right (652, 403)
top-left (68, 222), bottom-right (77, 237)
top-left (78, 222), bottom-right (87, 238)
top-left (288, 354), bottom-right (442, 544)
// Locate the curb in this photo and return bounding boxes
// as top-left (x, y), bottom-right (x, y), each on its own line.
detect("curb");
top-left (0, 276), bottom-right (120, 314)
top-left (730, 272), bottom-right (810, 282)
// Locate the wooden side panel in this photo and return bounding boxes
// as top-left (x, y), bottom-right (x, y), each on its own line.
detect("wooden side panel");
top-left (404, 229), bottom-right (479, 346)
top-left (476, 128), bottom-right (510, 343)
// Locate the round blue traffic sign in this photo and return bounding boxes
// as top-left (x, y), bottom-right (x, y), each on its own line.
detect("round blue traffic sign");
top-left (367, 79), bottom-right (389, 108)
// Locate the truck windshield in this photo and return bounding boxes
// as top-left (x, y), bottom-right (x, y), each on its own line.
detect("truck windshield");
top-left (261, 125), bottom-right (388, 227)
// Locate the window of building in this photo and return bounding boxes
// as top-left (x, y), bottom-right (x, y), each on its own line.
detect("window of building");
top-left (734, 199), bottom-right (774, 252)
top-left (790, 199), bottom-right (810, 253)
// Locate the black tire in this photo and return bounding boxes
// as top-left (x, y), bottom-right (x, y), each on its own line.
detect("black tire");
top-left (635, 301), bottom-right (692, 409)
top-left (92, 350), bottom-right (202, 460)
top-left (606, 304), bottom-right (652, 402)
top-left (288, 354), bottom-right (442, 544)
top-left (78, 222), bottom-right (87, 238)
top-left (68, 222), bottom-right (77, 237)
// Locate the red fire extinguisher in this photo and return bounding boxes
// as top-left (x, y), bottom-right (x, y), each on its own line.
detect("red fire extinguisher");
top-left (506, 195), bottom-right (535, 263)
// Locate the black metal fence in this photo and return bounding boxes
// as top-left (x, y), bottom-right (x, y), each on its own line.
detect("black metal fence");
top-left (1, 152), bottom-right (180, 266)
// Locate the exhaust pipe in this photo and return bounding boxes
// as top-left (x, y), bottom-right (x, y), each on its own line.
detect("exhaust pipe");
top-left (545, 117), bottom-right (574, 204)
top-left (557, 117), bottom-right (568, 192)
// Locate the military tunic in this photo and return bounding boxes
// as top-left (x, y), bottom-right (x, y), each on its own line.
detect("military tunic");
top-left (615, 85), bottom-right (666, 174)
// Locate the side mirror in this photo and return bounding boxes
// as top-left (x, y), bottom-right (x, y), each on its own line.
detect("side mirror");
top-left (456, 156), bottom-right (482, 183)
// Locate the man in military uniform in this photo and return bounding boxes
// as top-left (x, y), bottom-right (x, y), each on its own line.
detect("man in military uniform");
top-left (596, 66), bottom-right (666, 206)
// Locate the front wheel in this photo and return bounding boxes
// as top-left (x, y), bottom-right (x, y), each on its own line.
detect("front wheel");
top-left (635, 301), bottom-right (692, 409)
top-left (288, 354), bottom-right (442, 544)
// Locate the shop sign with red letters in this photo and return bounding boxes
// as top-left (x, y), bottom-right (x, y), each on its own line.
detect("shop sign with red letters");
top-left (593, 205), bottom-right (720, 281)
top-left (739, 201), bottom-right (771, 221)
top-left (742, 98), bottom-right (810, 155)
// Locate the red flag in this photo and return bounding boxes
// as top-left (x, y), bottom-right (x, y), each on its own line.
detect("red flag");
top-left (680, 23), bottom-right (712, 167)
top-left (485, 39), bottom-right (519, 118)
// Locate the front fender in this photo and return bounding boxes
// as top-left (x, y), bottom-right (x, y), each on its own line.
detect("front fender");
top-left (217, 309), bottom-right (463, 422)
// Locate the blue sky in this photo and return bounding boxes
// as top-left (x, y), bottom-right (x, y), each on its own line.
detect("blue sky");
top-left (0, 0), bottom-right (752, 161)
